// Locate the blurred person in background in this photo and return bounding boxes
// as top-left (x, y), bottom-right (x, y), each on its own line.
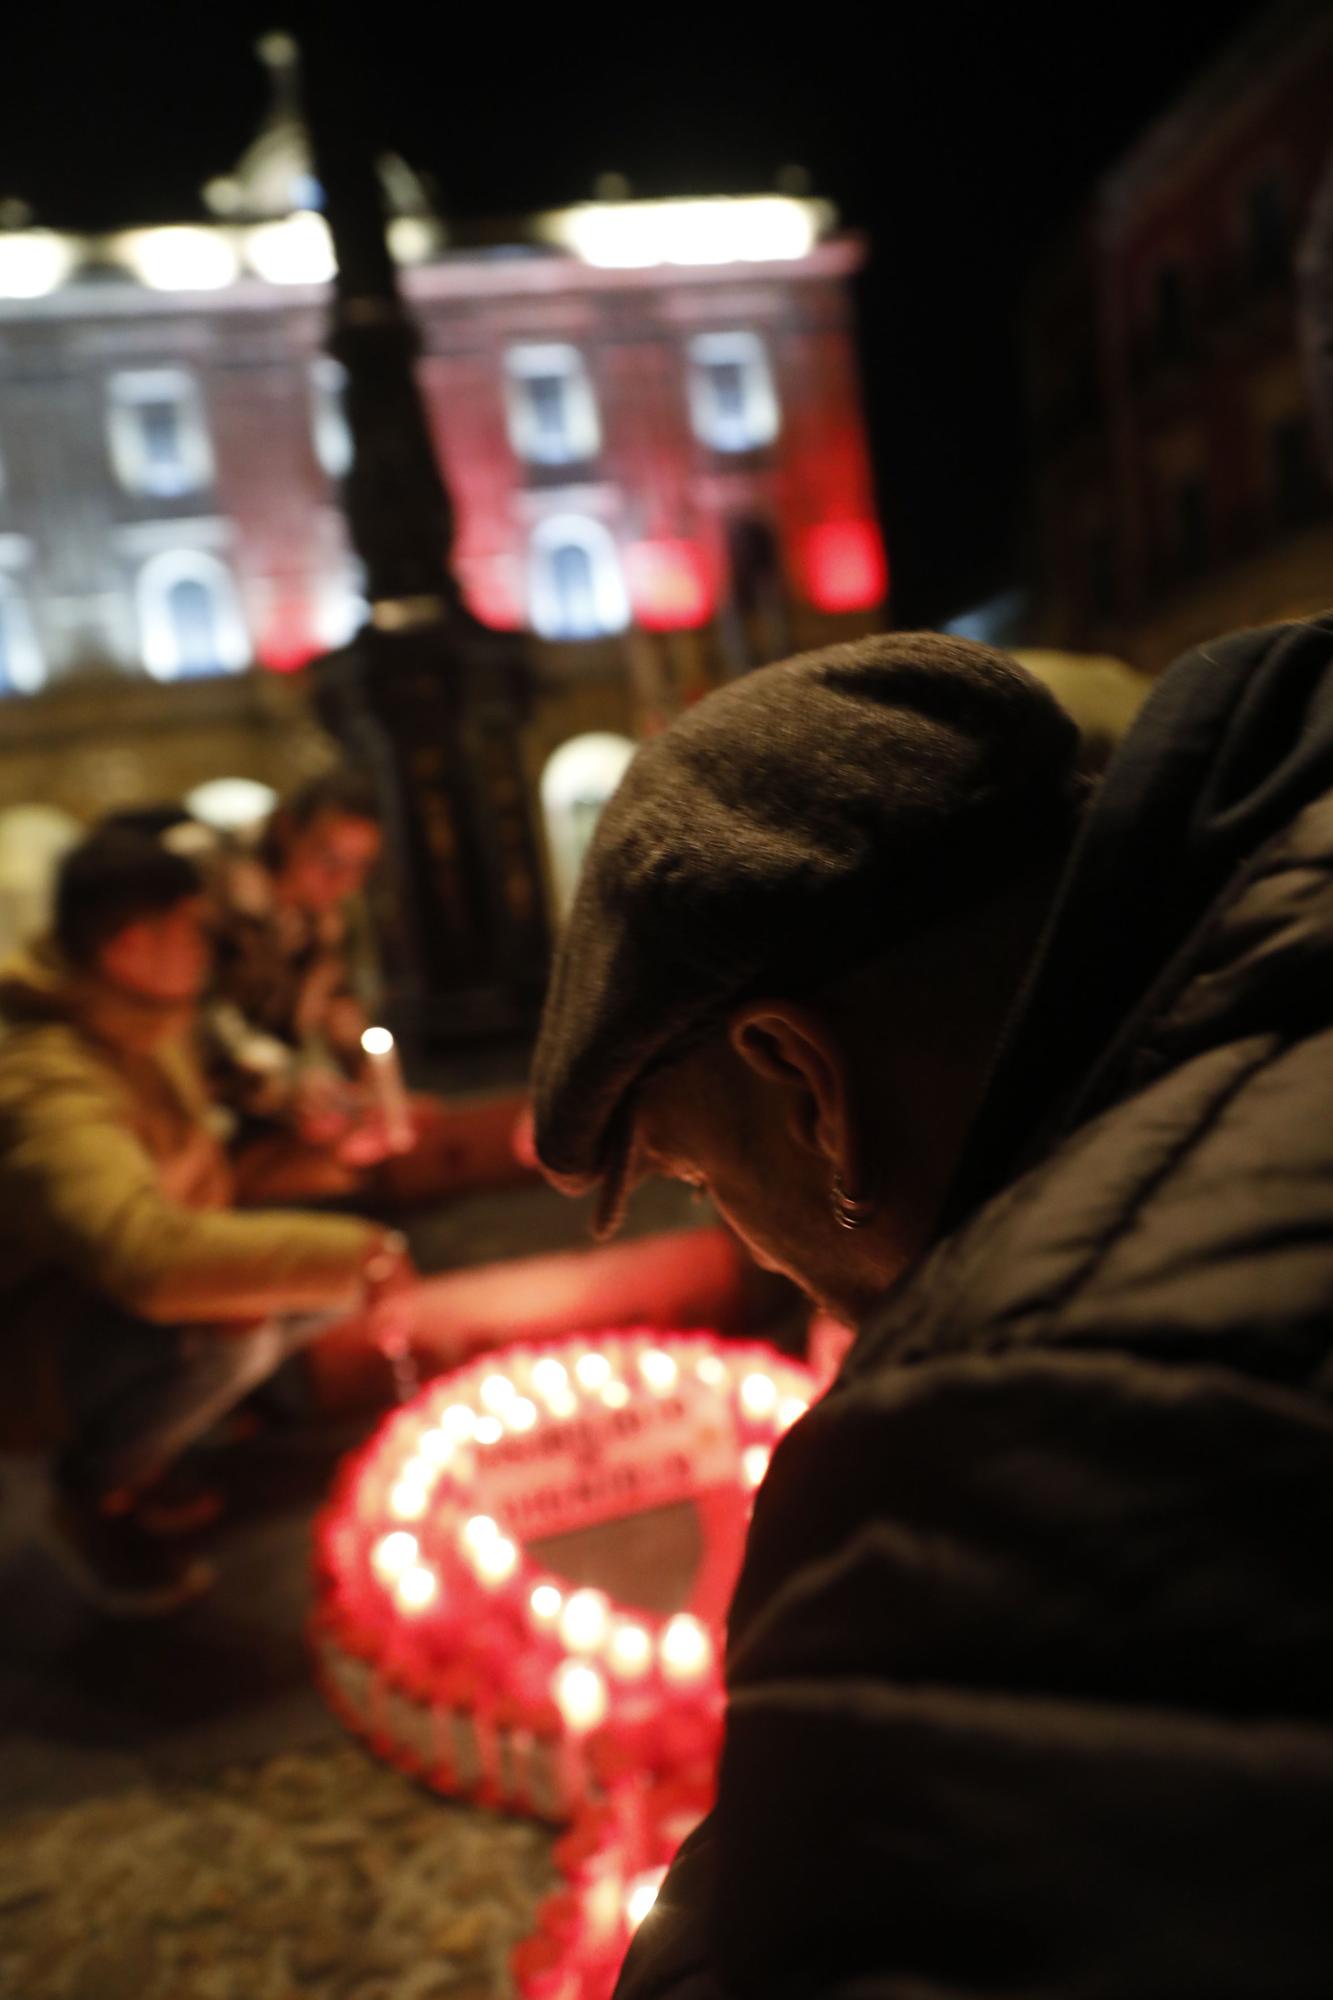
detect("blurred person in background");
top-left (0, 827), bottom-right (413, 1616)
top-left (202, 769), bottom-right (466, 1206)
top-left (534, 619), bottom-right (1333, 1998)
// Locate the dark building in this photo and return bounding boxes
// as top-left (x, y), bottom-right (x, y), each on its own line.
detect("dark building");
top-left (1025, 0), bottom-right (1333, 670)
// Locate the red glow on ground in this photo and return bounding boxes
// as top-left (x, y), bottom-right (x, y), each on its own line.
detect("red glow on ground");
top-left (800, 519), bottom-right (889, 613)
top-left (625, 540), bottom-right (715, 631)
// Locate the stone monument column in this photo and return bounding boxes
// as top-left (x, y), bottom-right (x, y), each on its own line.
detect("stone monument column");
top-left (300, 30), bottom-right (549, 1047)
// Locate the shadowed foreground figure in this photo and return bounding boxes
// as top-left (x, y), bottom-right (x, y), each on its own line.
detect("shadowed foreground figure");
top-left (533, 622), bottom-right (1333, 1997)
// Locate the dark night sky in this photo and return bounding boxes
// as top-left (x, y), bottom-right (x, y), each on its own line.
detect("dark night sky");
top-left (1, 1), bottom-right (1271, 623)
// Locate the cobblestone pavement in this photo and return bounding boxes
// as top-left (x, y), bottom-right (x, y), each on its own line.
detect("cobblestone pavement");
top-left (0, 1740), bottom-right (555, 2000)
top-left (0, 1171), bottom-right (709, 1997)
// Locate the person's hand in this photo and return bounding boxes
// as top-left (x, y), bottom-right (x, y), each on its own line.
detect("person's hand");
top-left (361, 1229), bottom-right (417, 1357)
top-left (292, 1066), bottom-right (358, 1144)
top-left (336, 1109), bottom-right (405, 1168)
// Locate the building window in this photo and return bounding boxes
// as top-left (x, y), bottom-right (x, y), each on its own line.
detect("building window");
top-left (688, 332), bottom-right (779, 452)
top-left (1174, 476), bottom-right (1209, 577)
top-left (1152, 264), bottom-right (1190, 364)
top-left (540, 732), bottom-right (636, 915)
top-left (504, 345), bottom-right (601, 467)
top-left (136, 549), bottom-right (249, 680)
top-left (0, 576), bottom-right (44, 694)
top-left (528, 516), bottom-right (629, 640)
top-left (107, 369), bottom-right (213, 499)
top-left (310, 357), bottom-right (353, 479)
top-left (1246, 176), bottom-right (1288, 289)
top-left (1271, 415), bottom-right (1313, 525)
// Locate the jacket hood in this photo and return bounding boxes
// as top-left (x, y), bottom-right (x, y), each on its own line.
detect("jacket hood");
top-left (0, 939), bottom-right (196, 1053)
top-left (942, 612), bottom-right (1333, 1233)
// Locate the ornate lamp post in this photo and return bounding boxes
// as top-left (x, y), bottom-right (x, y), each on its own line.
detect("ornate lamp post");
top-left (300, 29), bottom-right (549, 1046)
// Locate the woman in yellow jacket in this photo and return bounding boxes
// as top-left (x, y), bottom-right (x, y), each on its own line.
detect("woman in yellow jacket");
top-left (0, 826), bottom-right (411, 1616)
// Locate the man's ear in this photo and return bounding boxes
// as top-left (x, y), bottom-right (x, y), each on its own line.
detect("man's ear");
top-left (727, 998), bottom-right (850, 1168)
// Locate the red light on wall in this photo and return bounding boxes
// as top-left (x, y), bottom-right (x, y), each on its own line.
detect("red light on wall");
top-left (625, 540), bottom-right (714, 632)
top-left (800, 520), bottom-right (888, 614)
top-left (257, 620), bottom-right (318, 674)
top-left (458, 554), bottom-right (525, 631)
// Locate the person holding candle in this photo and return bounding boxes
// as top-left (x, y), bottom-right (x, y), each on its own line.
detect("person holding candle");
top-left (197, 769), bottom-right (464, 1206)
top-left (532, 621), bottom-right (1333, 1995)
top-left (0, 826), bottom-right (416, 1615)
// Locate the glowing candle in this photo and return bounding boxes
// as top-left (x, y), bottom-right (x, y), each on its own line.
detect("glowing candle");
top-left (742, 1444), bottom-right (770, 1490)
top-left (395, 1562), bottom-right (439, 1612)
top-left (625, 1867), bottom-right (667, 1931)
top-left (360, 1026), bottom-right (413, 1152)
top-left (529, 1582), bottom-right (564, 1630)
top-left (473, 1533), bottom-right (519, 1587)
top-left (505, 1396), bottom-right (539, 1433)
top-left (659, 1614), bottom-right (711, 1684)
top-left (560, 1588), bottom-right (611, 1654)
top-left (460, 1514), bottom-right (500, 1553)
top-left (388, 1475), bottom-right (429, 1521)
top-left (473, 1415), bottom-right (504, 1445)
top-left (415, 1426), bottom-right (452, 1467)
top-left (575, 1350), bottom-right (612, 1391)
top-left (739, 1370), bottom-right (778, 1420)
top-left (777, 1395), bottom-right (809, 1431)
top-left (371, 1530), bottom-right (418, 1581)
top-left (639, 1348), bottom-right (679, 1394)
top-left (480, 1372), bottom-right (517, 1413)
top-left (530, 1356), bottom-right (569, 1399)
top-left (607, 1619), bottom-right (653, 1681)
top-left (553, 1659), bottom-right (608, 1733)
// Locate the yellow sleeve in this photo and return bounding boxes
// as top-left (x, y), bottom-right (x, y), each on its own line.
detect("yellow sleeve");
top-left (0, 1044), bottom-right (377, 1325)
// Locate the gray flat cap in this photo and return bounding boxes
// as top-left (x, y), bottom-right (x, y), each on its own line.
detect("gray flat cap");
top-left (532, 634), bottom-right (1081, 1233)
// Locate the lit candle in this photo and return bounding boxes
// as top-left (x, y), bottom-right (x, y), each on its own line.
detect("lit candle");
top-left (360, 1025), bottom-right (413, 1153)
top-left (624, 1866), bottom-right (667, 1932)
top-left (552, 1659), bottom-right (608, 1815)
top-left (659, 1613), bottom-right (711, 1685)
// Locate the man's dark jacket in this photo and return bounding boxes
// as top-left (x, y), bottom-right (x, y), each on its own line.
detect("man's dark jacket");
top-left (619, 615), bottom-right (1333, 1999)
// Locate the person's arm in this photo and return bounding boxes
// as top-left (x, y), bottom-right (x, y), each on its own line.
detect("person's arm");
top-left (1, 1047), bottom-right (380, 1323)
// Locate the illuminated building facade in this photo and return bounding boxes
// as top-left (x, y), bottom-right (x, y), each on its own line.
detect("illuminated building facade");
top-left (1026, 0), bottom-right (1333, 671)
top-left (0, 51), bottom-right (886, 921)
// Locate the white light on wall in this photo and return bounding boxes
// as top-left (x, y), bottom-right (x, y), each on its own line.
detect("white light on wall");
top-left (117, 227), bottom-right (239, 292)
top-left (185, 777), bottom-right (278, 831)
top-left (244, 211), bottom-right (335, 285)
top-left (0, 230), bottom-right (76, 298)
top-left (540, 197), bottom-right (830, 269)
top-left (387, 216), bottom-right (441, 264)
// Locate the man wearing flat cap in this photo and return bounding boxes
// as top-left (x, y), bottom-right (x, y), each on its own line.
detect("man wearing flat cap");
top-left (533, 621), bottom-right (1333, 1997)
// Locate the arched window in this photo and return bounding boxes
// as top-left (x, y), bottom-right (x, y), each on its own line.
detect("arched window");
top-left (137, 550), bottom-right (249, 681)
top-left (687, 332), bottom-right (779, 453)
top-left (0, 575), bottom-right (44, 694)
top-left (529, 516), bottom-right (629, 640)
top-left (540, 732), bottom-right (636, 913)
